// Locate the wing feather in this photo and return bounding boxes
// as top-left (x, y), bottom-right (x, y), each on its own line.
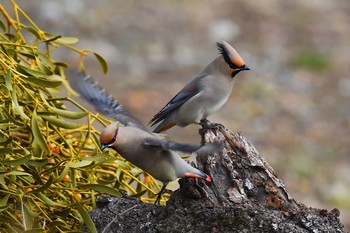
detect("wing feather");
top-left (67, 69), bottom-right (147, 130)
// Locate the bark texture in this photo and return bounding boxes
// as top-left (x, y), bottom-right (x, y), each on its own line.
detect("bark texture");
top-left (84, 126), bottom-right (346, 233)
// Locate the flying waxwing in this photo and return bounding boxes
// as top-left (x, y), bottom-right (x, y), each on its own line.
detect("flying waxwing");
top-left (149, 41), bottom-right (250, 133)
top-left (68, 70), bottom-right (215, 203)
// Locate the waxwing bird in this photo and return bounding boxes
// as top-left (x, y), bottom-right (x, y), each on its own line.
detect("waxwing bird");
top-left (68, 70), bottom-right (215, 203)
top-left (149, 41), bottom-right (250, 133)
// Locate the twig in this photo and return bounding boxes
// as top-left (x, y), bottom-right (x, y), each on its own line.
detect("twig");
top-left (102, 203), bottom-right (138, 233)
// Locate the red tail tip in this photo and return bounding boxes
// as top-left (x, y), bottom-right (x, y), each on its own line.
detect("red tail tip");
top-left (206, 175), bottom-right (212, 182)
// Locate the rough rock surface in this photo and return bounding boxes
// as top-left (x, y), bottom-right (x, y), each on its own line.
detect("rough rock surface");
top-left (83, 126), bottom-right (346, 233)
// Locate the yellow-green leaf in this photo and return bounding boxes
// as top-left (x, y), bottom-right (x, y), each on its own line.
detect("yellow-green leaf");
top-left (0, 136), bottom-right (12, 146)
top-left (115, 160), bottom-right (132, 170)
top-left (61, 77), bottom-right (79, 96)
top-left (0, 175), bottom-right (7, 189)
top-left (76, 202), bottom-right (97, 233)
top-left (0, 154), bottom-right (31, 165)
top-left (35, 52), bottom-right (54, 75)
top-left (41, 115), bottom-right (82, 129)
top-left (17, 64), bottom-right (45, 77)
top-left (54, 61), bottom-right (69, 68)
top-left (18, 47), bottom-right (36, 59)
top-left (69, 160), bottom-right (93, 168)
top-left (22, 229), bottom-right (45, 233)
top-left (54, 208), bottom-right (71, 217)
top-left (93, 157), bottom-right (129, 168)
top-left (131, 189), bottom-right (147, 198)
top-left (31, 111), bottom-right (49, 153)
top-left (10, 75), bottom-right (29, 119)
top-left (82, 155), bottom-right (105, 162)
top-left (0, 147), bottom-right (13, 155)
top-left (116, 167), bottom-right (124, 183)
top-left (43, 34), bottom-right (61, 42)
top-left (6, 171), bottom-right (32, 176)
top-left (78, 184), bottom-right (122, 197)
top-left (93, 52), bottom-right (108, 74)
top-left (0, 205), bottom-right (9, 213)
top-left (31, 176), bottom-right (53, 194)
top-left (37, 192), bottom-right (59, 207)
top-left (27, 158), bottom-right (48, 167)
top-left (23, 202), bottom-right (34, 230)
top-left (23, 202), bottom-right (40, 218)
top-left (2, 109), bottom-right (24, 126)
top-left (55, 36), bottom-right (79, 44)
top-left (49, 107), bottom-right (88, 119)
top-left (46, 219), bottom-right (68, 228)
top-left (0, 195), bottom-right (9, 206)
top-left (24, 25), bottom-right (42, 39)
top-left (58, 163), bottom-right (70, 182)
top-left (4, 71), bottom-right (12, 91)
top-left (0, 20), bottom-right (5, 31)
top-left (24, 75), bottom-right (62, 88)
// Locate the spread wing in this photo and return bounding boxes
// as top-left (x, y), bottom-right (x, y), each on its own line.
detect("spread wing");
top-left (67, 69), bottom-right (147, 130)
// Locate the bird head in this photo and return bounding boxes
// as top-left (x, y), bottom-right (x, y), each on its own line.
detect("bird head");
top-left (216, 41), bottom-right (250, 77)
top-left (100, 122), bottom-right (119, 150)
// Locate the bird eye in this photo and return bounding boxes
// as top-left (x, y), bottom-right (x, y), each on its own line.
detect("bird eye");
top-left (106, 127), bottom-right (119, 145)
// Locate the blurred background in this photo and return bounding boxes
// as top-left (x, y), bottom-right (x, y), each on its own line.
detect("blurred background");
top-left (7, 0), bottom-right (350, 229)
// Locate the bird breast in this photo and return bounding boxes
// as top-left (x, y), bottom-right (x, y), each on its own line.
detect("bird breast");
top-left (176, 73), bottom-right (234, 125)
top-left (115, 127), bottom-right (179, 182)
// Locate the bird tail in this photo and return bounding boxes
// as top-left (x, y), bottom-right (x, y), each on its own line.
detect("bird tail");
top-left (194, 142), bottom-right (222, 155)
top-left (153, 120), bottom-right (176, 133)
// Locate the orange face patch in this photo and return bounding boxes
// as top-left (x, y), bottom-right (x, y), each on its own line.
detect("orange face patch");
top-left (100, 123), bottom-right (119, 145)
top-left (229, 48), bottom-right (245, 68)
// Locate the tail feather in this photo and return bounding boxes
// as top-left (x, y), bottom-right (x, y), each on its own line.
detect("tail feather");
top-left (194, 142), bottom-right (222, 155)
top-left (153, 119), bottom-right (176, 133)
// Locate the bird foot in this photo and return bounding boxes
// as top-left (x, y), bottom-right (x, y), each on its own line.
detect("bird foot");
top-left (154, 183), bottom-right (168, 205)
top-left (199, 119), bottom-right (224, 130)
top-left (154, 194), bottom-right (162, 205)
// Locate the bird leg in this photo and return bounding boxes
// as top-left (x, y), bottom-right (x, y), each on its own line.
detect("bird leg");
top-left (199, 118), bottom-right (224, 130)
top-left (154, 182), bottom-right (168, 204)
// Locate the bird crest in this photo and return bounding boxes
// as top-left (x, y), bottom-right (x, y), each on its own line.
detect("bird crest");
top-left (216, 41), bottom-right (245, 69)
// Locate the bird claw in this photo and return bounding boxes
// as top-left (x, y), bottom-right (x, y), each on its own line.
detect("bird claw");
top-left (154, 183), bottom-right (168, 205)
top-left (154, 194), bottom-right (162, 205)
top-left (199, 119), bottom-right (224, 130)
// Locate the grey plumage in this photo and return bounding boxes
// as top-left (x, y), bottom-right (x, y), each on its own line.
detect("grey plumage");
top-left (149, 41), bottom-right (250, 133)
top-left (67, 69), bottom-right (215, 203)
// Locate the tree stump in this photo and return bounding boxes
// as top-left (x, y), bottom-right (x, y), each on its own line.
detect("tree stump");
top-left (84, 126), bottom-right (346, 233)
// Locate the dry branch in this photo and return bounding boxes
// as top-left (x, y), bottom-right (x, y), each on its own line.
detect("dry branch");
top-left (84, 126), bottom-right (345, 233)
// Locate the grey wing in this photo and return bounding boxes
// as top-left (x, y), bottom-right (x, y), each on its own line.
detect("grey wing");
top-left (148, 91), bottom-right (197, 127)
top-left (67, 69), bottom-right (147, 130)
top-left (142, 137), bottom-right (220, 154)
top-left (149, 74), bottom-right (207, 127)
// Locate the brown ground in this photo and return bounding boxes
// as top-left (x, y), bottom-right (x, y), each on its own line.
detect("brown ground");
top-left (9, 0), bottom-right (350, 229)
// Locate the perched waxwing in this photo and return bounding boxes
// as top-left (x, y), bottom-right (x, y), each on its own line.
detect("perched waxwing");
top-left (68, 70), bottom-right (215, 203)
top-left (149, 41), bottom-right (250, 133)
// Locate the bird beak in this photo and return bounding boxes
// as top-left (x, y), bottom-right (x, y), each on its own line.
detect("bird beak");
top-left (100, 144), bottom-right (107, 150)
top-left (239, 65), bottom-right (250, 71)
